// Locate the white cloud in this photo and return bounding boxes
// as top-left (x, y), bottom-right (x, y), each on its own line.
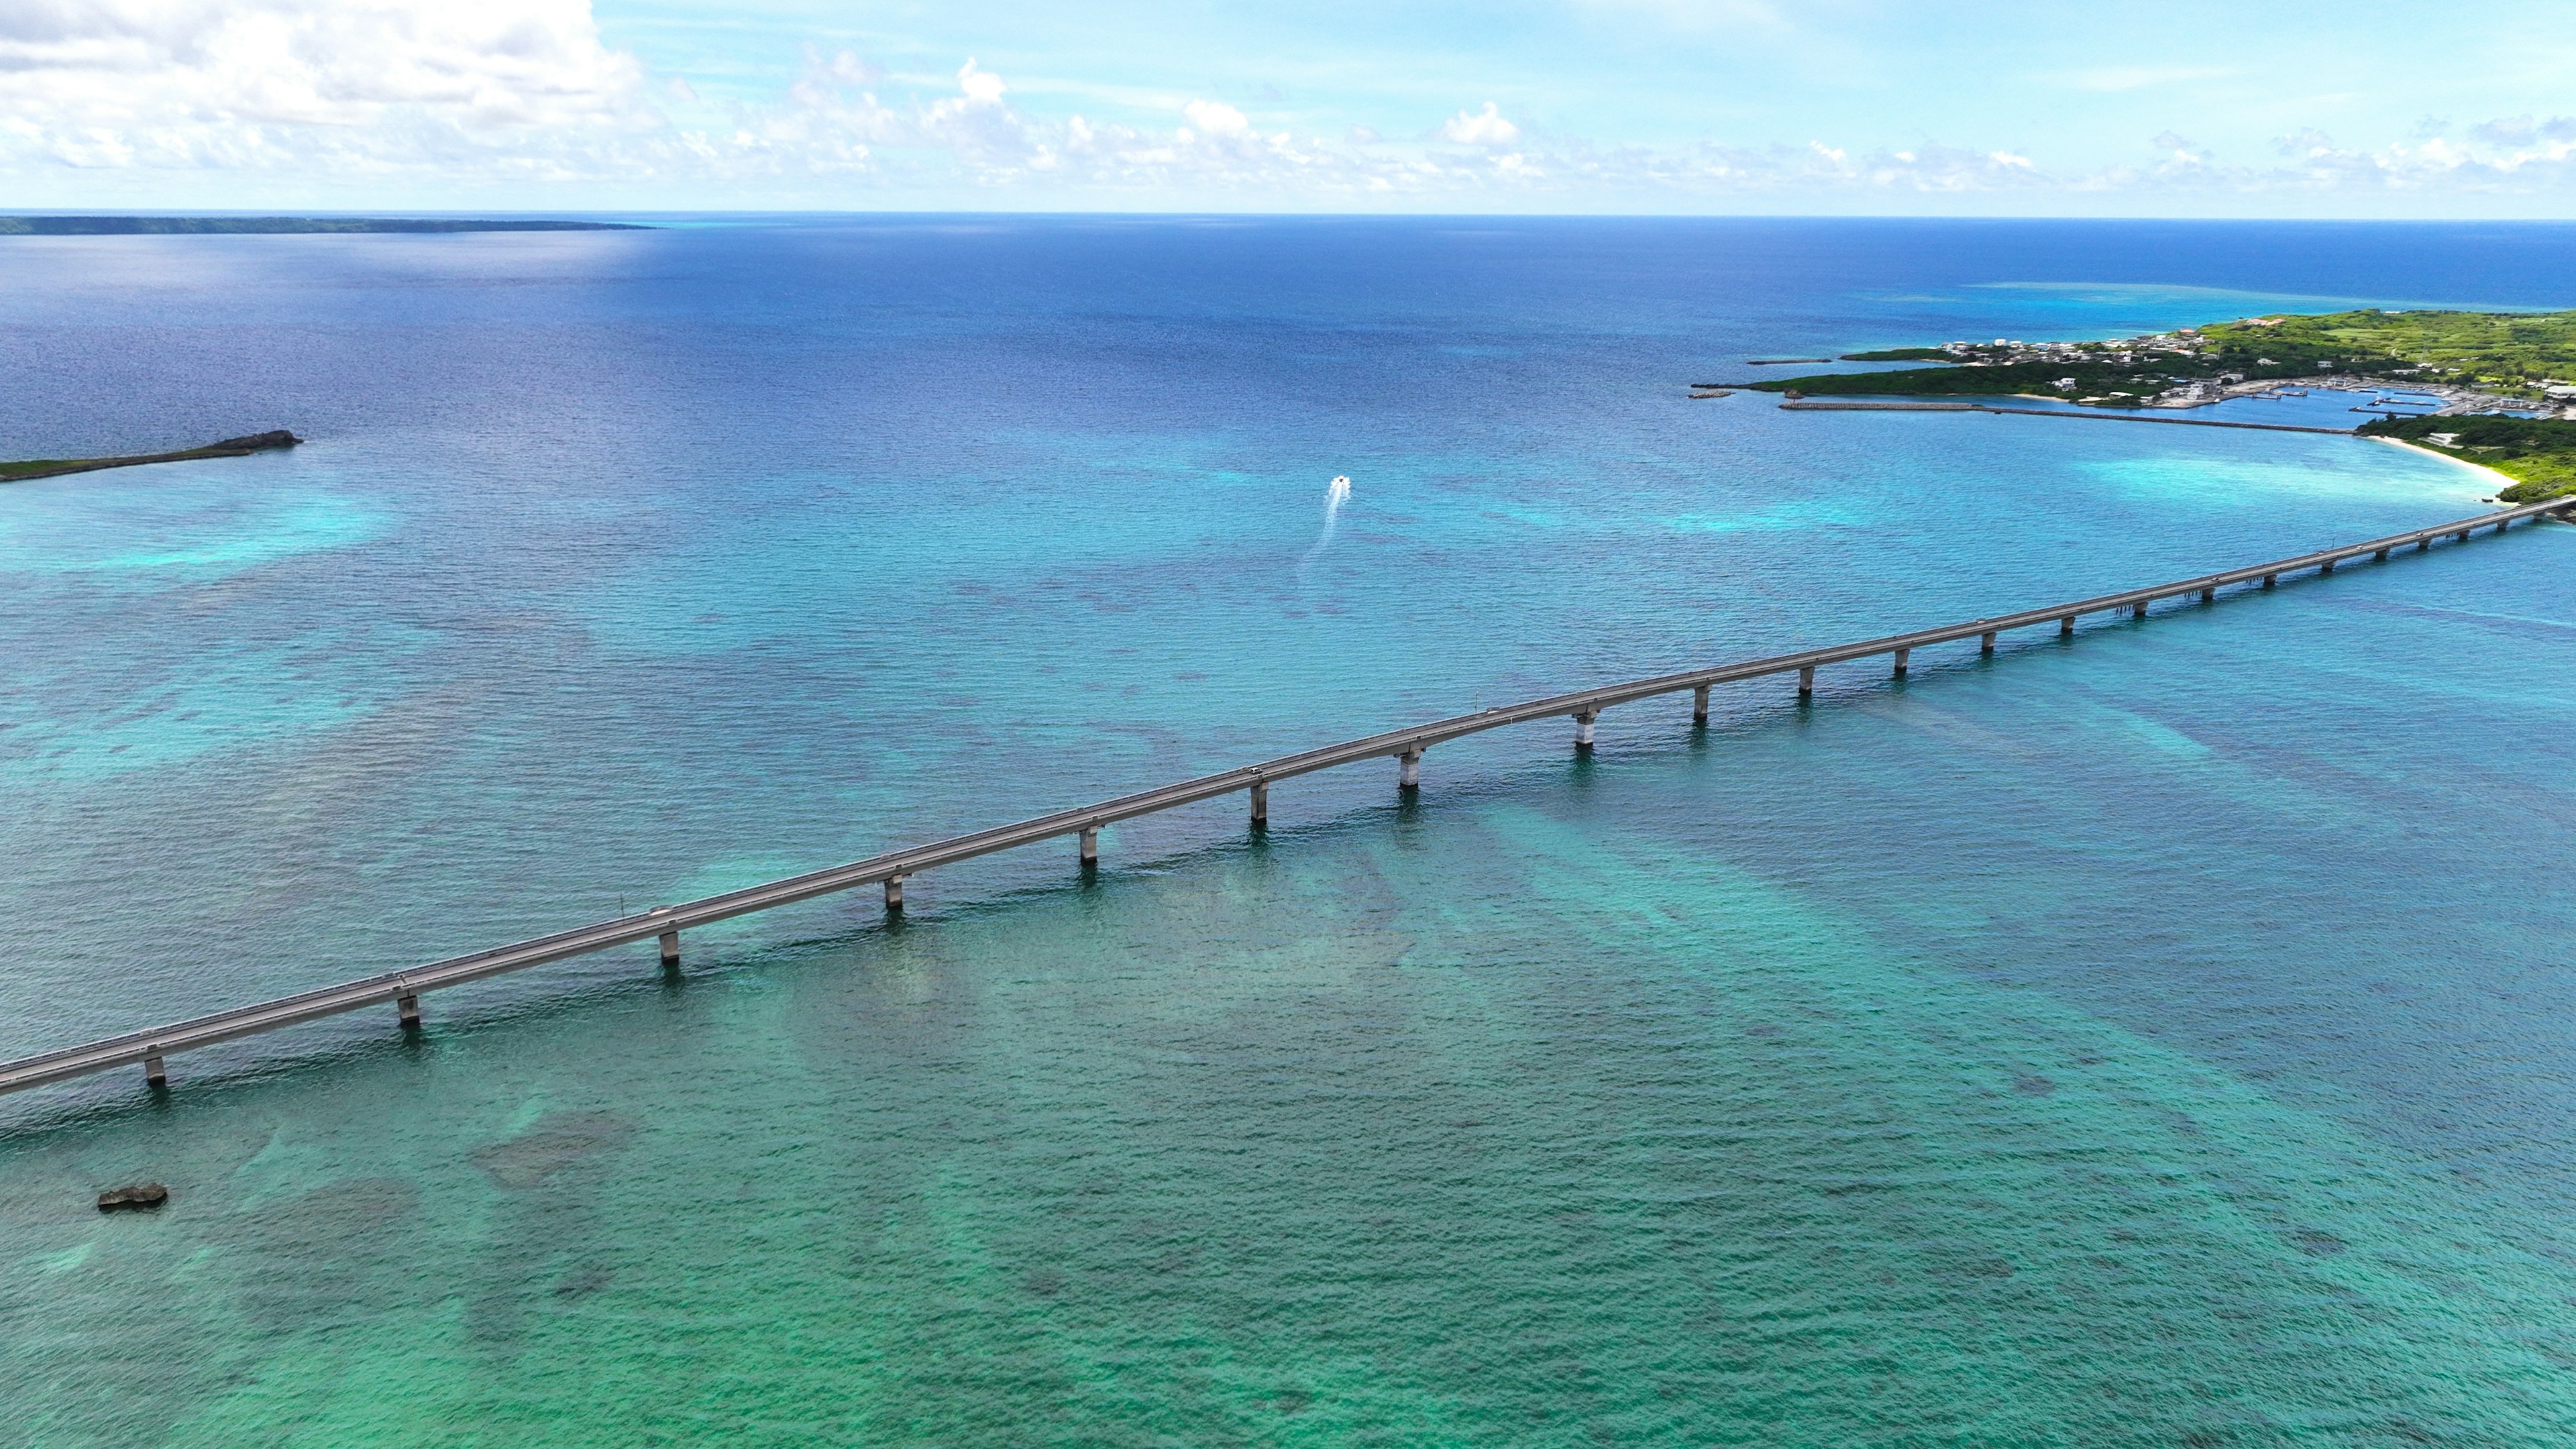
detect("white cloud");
top-left (1181, 99), bottom-right (1251, 138)
top-left (954, 58), bottom-right (1006, 106)
top-left (1439, 102), bottom-right (1520, 148)
top-left (6, 10), bottom-right (2574, 211)
top-left (0, 0), bottom-right (648, 171)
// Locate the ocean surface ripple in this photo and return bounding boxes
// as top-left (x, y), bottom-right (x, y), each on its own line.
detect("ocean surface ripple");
top-left (3, 217), bottom-right (2575, 1444)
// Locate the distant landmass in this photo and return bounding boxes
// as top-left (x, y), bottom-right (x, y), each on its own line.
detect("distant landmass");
top-left (0, 217), bottom-right (644, 235)
top-left (1732, 310), bottom-right (2576, 409)
top-left (1722, 307), bottom-right (2576, 504)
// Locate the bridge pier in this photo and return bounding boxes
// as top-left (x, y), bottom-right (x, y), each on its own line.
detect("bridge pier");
top-left (2131, 600), bottom-right (2148, 619)
top-left (2320, 559), bottom-right (2335, 575)
top-left (2199, 585), bottom-right (2215, 602)
top-left (1892, 647), bottom-right (1909, 678)
top-left (2374, 547), bottom-right (2390, 561)
top-left (1399, 748), bottom-right (1421, 789)
top-left (1980, 631), bottom-right (1996, 653)
top-left (1693, 684), bottom-right (1710, 724)
top-left (17, 498), bottom-right (2561, 1105)
top-left (1079, 826), bottom-right (1098, 867)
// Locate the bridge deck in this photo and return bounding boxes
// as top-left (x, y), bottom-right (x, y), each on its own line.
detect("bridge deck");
top-left (5, 494), bottom-right (2569, 1099)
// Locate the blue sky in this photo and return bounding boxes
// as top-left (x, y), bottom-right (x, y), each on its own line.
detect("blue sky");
top-left (6, 0), bottom-right (2576, 213)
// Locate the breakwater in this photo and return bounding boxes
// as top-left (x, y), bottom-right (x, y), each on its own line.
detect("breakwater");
top-left (1776, 400), bottom-right (2355, 435)
top-left (5, 493), bottom-right (2569, 1104)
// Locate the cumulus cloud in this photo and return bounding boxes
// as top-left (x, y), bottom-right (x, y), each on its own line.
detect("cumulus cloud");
top-left (2469, 114), bottom-right (2576, 146)
top-left (0, 0), bottom-right (649, 172)
top-left (1181, 99), bottom-right (1250, 139)
top-left (1438, 102), bottom-right (1519, 148)
top-left (8, 9), bottom-right (2575, 209)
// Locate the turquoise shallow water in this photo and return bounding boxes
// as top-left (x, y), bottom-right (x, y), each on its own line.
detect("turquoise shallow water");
top-left (5, 218), bottom-right (2576, 1444)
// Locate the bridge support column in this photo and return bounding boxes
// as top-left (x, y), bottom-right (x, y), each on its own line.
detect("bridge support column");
top-left (1980, 631), bottom-right (1996, 653)
top-left (2319, 559), bottom-right (2335, 575)
top-left (143, 1055), bottom-right (167, 1088)
top-left (2059, 616), bottom-right (2074, 637)
top-left (2374, 547), bottom-right (2390, 561)
top-left (2200, 586), bottom-right (2216, 602)
top-left (2455, 531), bottom-right (2470, 542)
top-left (2262, 574), bottom-right (2276, 588)
top-left (1573, 712), bottom-right (1597, 750)
top-left (397, 993), bottom-right (421, 1029)
top-left (1079, 827), bottom-right (1098, 867)
top-left (1399, 749), bottom-right (1421, 790)
top-left (1249, 780), bottom-right (1268, 828)
top-left (659, 930), bottom-right (680, 969)
top-left (2417, 537), bottom-right (2430, 550)
top-left (1797, 666), bottom-right (1814, 698)
top-left (1693, 684), bottom-right (1710, 724)
top-left (1892, 647), bottom-right (1909, 678)
top-left (2498, 519), bottom-right (2513, 534)
top-left (2131, 600), bottom-right (2148, 619)
top-left (885, 875), bottom-right (905, 912)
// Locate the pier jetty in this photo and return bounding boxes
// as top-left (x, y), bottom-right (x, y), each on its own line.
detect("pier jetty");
top-left (3, 494), bottom-right (2570, 1103)
top-left (1775, 400), bottom-right (2354, 435)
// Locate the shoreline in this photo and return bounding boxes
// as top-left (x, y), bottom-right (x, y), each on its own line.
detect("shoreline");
top-left (2367, 435), bottom-right (2518, 497)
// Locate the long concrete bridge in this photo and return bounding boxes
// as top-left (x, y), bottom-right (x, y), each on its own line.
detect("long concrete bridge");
top-left (5, 494), bottom-right (2570, 1101)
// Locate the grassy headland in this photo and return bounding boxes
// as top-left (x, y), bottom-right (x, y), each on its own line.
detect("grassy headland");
top-left (2359, 415), bottom-right (2576, 502)
top-left (1735, 309), bottom-right (2576, 409)
top-left (1, 431), bottom-right (302, 483)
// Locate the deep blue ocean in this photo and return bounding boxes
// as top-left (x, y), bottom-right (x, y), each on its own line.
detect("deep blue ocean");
top-left (5, 217), bottom-right (2576, 1444)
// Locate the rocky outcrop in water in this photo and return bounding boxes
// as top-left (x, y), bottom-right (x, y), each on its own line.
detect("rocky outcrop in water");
top-left (208, 431), bottom-right (301, 452)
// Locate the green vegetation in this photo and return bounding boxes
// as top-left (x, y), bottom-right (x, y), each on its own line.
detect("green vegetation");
top-left (0, 217), bottom-right (642, 235)
top-left (0, 458), bottom-right (81, 480)
top-left (1, 431), bottom-right (301, 484)
top-left (1737, 307), bottom-right (2576, 408)
top-left (1750, 361), bottom-right (2171, 404)
top-left (2359, 414), bottom-right (2576, 502)
top-left (2206, 309), bottom-right (2576, 391)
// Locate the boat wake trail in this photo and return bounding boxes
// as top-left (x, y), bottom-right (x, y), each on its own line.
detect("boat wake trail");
top-left (1297, 475), bottom-right (1352, 578)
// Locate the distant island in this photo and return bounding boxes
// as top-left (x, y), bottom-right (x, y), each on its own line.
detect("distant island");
top-left (0, 217), bottom-right (643, 235)
top-left (1727, 308), bottom-right (2576, 502)
top-left (1, 431), bottom-right (301, 484)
